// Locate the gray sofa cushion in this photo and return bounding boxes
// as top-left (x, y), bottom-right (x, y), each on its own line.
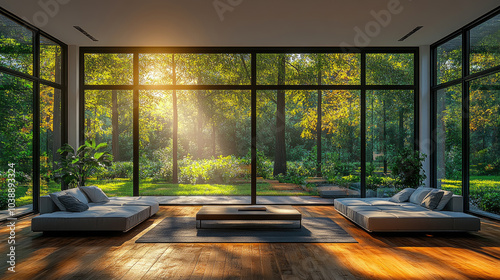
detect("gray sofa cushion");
top-left (420, 190), bottom-right (444, 210)
top-left (389, 188), bottom-right (415, 203)
top-left (31, 205), bottom-right (150, 232)
top-left (409, 187), bottom-right (433, 204)
top-left (49, 188), bottom-right (89, 211)
top-left (435, 190), bottom-right (454, 211)
top-left (334, 197), bottom-right (480, 232)
top-left (91, 197), bottom-right (160, 216)
top-left (79, 186), bottom-right (110, 203)
top-left (58, 194), bottom-right (89, 212)
top-left (49, 192), bottom-right (67, 211)
top-left (66, 188), bottom-right (90, 204)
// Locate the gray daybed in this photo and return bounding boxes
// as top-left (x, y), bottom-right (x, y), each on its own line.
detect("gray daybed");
top-left (335, 187), bottom-right (481, 232)
top-left (31, 187), bottom-right (159, 232)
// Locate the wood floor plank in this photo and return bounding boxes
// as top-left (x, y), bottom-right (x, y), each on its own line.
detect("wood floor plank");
top-left (1, 206), bottom-right (499, 280)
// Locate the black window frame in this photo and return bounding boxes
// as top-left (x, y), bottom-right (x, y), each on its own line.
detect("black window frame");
top-left (0, 7), bottom-right (68, 214)
top-left (431, 6), bottom-right (500, 215)
top-left (80, 47), bottom-right (419, 203)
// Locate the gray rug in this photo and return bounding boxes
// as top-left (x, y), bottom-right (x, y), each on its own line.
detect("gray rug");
top-left (136, 217), bottom-right (357, 243)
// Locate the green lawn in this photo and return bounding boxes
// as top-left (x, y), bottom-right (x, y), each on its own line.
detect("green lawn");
top-left (4, 179), bottom-right (315, 209)
top-left (87, 179), bottom-right (313, 197)
top-left (440, 176), bottom-right (500, 194)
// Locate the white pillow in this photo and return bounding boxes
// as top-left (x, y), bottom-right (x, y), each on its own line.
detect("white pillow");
top-left (409, 187), bottom-right (433, 205)
top-left (389, 188), bottom-right (415, 203)
top-left (79, 186), bottom-right (110, 203)
top-left (435, 190), bottom-right (454, 211)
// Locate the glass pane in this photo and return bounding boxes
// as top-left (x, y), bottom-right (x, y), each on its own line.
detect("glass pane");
top-left (470, 14), bottom-right (500, 74)
top-left (257, 54), bottom-right (318, 85)
top-left (176, 90), bottom-right (251, 199)
top-left (84, 53), bottom-right (133, 85)
top-left (139, 90), bottom-right (174, 193)
top-left (0, 73), bottom-right (33, 211)
top-left (366, 90), bottom-right (415, 197)
top-left (322, 53), bottom-right (361, 85)
top-left (257, 53), bottom-right (361, 85)
top-left (176, 54), bottom-right (251, 85)
top-left (436, 85), bottom-right (462, 195)
top-left (469, 73), bottom-right (500, 216)
top-left (256, 90), bottom-right (321, 199)
top-left (436, 35), bottom-right (462, 85)
top-left (85, 90), bottom-right (133, 196)
top-left (139, 53), bottom-right (173, 85)
top-left (0, 13), bottom-right (33, 75)
top-left (40, 36), bottom-right (62, 83)
top-left (40, 85), bottom-right (63, 196)
top-left (367, 53), bottom-right (414, 85)
top-left (321, 90), bottom-right (361, 198)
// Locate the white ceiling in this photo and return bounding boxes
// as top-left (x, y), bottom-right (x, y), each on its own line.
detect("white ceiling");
top-left (1, 0), bottom-right (499, 47)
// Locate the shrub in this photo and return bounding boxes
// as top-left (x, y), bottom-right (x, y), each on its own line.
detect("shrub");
top-left (445, 146), bottom-right (462, 179)
top-left (329, 174), bottom-right (360, 187)
top-left (255, 150), bottom-right (273, 179)
top-left (95, 161), bottom-right (133, 180)
top-left (477, 192), bottom-right (500, 214)
top-left (390, 147), bottom-right (427, 188)
top-left (178, 155), bottom-right (245, 184)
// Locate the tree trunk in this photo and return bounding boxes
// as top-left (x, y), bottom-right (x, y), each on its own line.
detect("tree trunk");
top-left (274, 54), bottom-right (287, 176)
top-left (172, 90), bottom-right (178, 183)
top-left (316, 54), bottom-right (322, 177)
top-left (112, 90), bottom-right (120, 161)
top-left (212, 123), bottom-right (216, 157)
top-left (436, 94), bottom-right (446, 185)
top-left (53, 54), bottom-right (62, 163)
top-left (383, 98), bottom-right (387, 174)
top-left (53, 89), bottom-right (62, 163)
top-left (197, 91), bottom-right (204, 159)
top-left (399, 109), bottom-right (404, 150)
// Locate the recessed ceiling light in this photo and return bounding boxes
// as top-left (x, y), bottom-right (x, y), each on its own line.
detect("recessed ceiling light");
top-left (73, 26), bottom-right (98, 41)
top-left (398, 26), bottom-right (423, 41)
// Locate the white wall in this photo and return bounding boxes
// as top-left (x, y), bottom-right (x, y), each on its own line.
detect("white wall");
top-left (67, 45), bottom-right (79, 149)
top-left (419, 45), bottom-right (431, 187)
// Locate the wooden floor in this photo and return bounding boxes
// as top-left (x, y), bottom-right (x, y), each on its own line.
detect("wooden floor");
top-left (1, 206), bottom-right (500, 280)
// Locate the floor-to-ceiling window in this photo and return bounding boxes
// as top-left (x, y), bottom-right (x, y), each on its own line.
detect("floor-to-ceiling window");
top-left (0, 9), bottom-right (66, 214)
top-left (81, 48), bottom-right (418, 203)
top-left (432, 9), bottom-right (500, 218)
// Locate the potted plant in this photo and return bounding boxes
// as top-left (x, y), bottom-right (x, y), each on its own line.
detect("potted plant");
top-left (390, 147), bottom-right (427, 188)
top-left (54, 140), bottom-right (113, 187)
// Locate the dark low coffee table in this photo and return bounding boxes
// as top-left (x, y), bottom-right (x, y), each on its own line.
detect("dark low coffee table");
top-left (196, 205), bottom-right (302, 229)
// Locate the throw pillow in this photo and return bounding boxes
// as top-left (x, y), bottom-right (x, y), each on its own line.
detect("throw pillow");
top-left (434, 190), bottom-right (454, 211)
top-left (65, 188), bottom-right (89, 204)
top-left (389, 188), bottom-right (415, 203)
top-left (409, 186), bottom-right (433, 205)
top-left (79, 186), bottom-right (110, 203)
top-left (420, 191), bottom-right (444, 210)
top-left (49, 191), bottom-right (68, 211)
top-left (57, 194), bottom-right (89, 212)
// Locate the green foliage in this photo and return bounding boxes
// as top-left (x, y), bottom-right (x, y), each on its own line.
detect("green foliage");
top-left (441, 176), bottom-right (500, 215)
top-left (329, 174), bottom-right (360, 187)
top-left (255, 150), bottom-right (274, 179)
top-left (54, 140), bottom-right (113, 187)
top-left (95, 161), bottom-right (133, 180)
top-left (178, 155), bottom-right (246, 184)
top-left (390, 147), bottom-right (427, 188)
top-left (275, 173), bottom-right (306, 185)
